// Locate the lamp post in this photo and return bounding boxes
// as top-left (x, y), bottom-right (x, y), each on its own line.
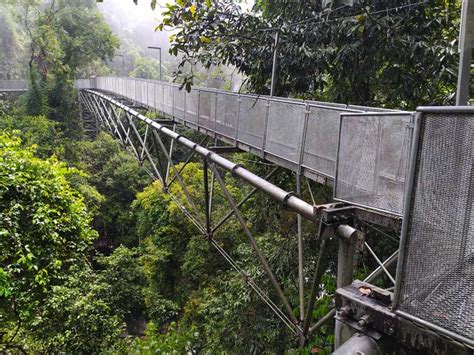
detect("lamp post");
top-left (148, 46), bottom-right (162, 81)
top-left (270, 30), bottom-right (279, 97)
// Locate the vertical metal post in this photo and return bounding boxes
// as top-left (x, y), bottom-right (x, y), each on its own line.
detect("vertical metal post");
top-left (296, 173), bottom-right (305, 324)
top-left (172, 85), bottom-right (175, 118)
top-left (456, 0), bottom-right (473, 105)
top-left (297, 105), bottom-right (311, 175)
top-left (203, 158), bottom-right (211, 236)
top-left (197, 89), bottom-right (201, 129)
top-left (270, 30), bottom-right (280, 97)
top-left (393, 113), bottom-right (423, 309)
top-left (213, 92), bottom-right (218, 139)
top-left (302, 239), bottom-right (329, 339)
top-left (235, 95), bottom-right (242, 144)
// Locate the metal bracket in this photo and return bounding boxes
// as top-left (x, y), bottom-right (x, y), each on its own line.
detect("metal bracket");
top-left (335, 281), bottom-right (472, 354)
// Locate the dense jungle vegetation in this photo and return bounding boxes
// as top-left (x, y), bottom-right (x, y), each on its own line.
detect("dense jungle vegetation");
top-left (0, 0), bottom-right (462, 353)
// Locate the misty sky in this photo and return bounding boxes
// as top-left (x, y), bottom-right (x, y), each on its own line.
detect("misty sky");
top-left (97, 0), bottom-right (255, 53)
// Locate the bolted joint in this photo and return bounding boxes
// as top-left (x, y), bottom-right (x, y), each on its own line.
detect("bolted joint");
top-left (358, 314), bottom-right (372, 329)
top-left (338, 305), bottom-right (352, 319)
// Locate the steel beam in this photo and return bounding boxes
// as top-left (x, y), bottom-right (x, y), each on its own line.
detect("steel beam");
top-left (211, 167), bottom-right (279, 234)
top-left (211, 163), bottom-right (301, 331)
top-left (302, 239), bottom-right (329, 338)
top-left (84, 90), bottom-right (316, 221)
top-left (296, 173), bottom-right (305, 326)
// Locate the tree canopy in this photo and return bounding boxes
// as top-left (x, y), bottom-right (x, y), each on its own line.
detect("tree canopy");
top-left (160, 0), bottom-right (460, 109)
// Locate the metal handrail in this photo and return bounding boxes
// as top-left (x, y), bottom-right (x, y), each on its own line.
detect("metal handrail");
top-left (75, 76), bottom-right (414, 216)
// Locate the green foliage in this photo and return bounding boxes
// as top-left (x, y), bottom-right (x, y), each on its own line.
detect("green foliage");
top-left (0, 133), bottom-right (126, 352)
top-left (27, 266), bottom-right (123, 353)
top-left (67, 132), bottom-right (150, 248)
top-left (133, 321), bottom-right (200, 354)
top-left (160, 0), bottom-right (460, 108)
top-left (129, 157), bottom-right (336, 352)
top-left (21, 0), bottom-right (119, 137)
top-left (0, 112), bottom-right (61, 158)
top-left (129, 56), bottom-right (164, 80)
top-left (97, 246), bottom-right (146, 320)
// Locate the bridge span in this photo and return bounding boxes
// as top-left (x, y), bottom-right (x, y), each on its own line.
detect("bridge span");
top-left (0, 78), bottom-right (471, 353)
top-left (74, 78), bottom-right (472, 353)
top-left (76, 77), bottom-right (414, 217)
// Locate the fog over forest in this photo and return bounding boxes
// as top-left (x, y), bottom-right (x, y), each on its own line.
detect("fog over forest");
top-left (97, 1), bottom-right (170, 58)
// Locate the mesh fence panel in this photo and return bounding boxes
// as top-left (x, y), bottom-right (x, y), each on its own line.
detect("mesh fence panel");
top-left (215, 93), bottom-right (239, 138)
top-left (398, 111), bottom-right (473, 340)
top-left (199, 90), bottom-right (214, 129)
top-left (335, 113), bottom-right (412, 215)
top-left (266, 100), bottom-right (306, 164)
top-left (237, 95), bottom-right (268, 149)
top-left (173, 86), bottom-right (185, 120)
top-left (302, 106), bottom-right (355, 177)
top-left (155, 83), bottom-right (163, 112)
top-left (146, 82), bottom-right (154, 108)
top-left (163, 85), bottom-right (174, 116)
top-left (185, 89), bottom-right (199, 124)
top-left (139, 81), bottom-right (147, 105)
top-left (125, 78), bottom-right (133, 100)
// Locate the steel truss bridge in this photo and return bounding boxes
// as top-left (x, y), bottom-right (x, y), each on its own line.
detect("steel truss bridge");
top-left (0, 77), bottom-right (471, 353)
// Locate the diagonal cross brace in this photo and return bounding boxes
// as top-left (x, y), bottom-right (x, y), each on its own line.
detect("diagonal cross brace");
top-left (210, 162), bottom-right (301, 331)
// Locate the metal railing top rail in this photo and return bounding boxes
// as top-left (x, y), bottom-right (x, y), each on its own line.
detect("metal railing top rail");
top-left (84, 88), bottom-right (316, 221)
top-left (75, 76), bottom-right (404, 113)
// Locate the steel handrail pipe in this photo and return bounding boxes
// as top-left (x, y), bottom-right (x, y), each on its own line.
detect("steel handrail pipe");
top-left (85, 89), bottom-right (317, 221)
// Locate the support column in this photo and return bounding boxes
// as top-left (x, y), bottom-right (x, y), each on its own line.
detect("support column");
top-left (332, 333), bottom-right (381, 355)
top-left (335, 225), bottom-right (357, 350)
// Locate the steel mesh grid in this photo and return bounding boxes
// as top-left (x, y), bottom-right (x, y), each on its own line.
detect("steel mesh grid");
top-left (265, 100), bottom-right (306, 164)
top-left (146, 82), bottom-right (154, 108)
top-left (163, 85), bottom-right (173, 116)
top-left (154, 83), bottom-right (163, 112)
top-left (335, 113), bottom-right (412, 215)
top-left (398, 112), bottom-right (473, 340)
top-left (302, 106), bottom-right (353, 178)
top-left (185, 90), bottom-right (198, 124)
top-left (139, 81), bottom-right (146, 105)
top-left (237, 95), bottom-right (268, 149)
top-left (173, 86), bottom-right (185, 119)
top-left (199, 90), bottom-right (214, 129)
top-left (214, 93), bottom-right (238, 138)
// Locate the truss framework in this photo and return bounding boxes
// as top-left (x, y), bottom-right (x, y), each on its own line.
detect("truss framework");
top-left (79, 89), bottom-right (399, 345)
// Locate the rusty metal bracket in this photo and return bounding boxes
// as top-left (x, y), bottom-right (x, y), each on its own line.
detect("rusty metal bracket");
top-left (335, 280), bottom-right (472, 354)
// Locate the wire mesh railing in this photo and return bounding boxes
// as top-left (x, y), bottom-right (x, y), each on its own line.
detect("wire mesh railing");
top-left (75, 76), bottom-right (413, 215)
top-left (394, 107), bottom-right (474, 346)
top-left (0, 80), bottom-right (28, 91)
